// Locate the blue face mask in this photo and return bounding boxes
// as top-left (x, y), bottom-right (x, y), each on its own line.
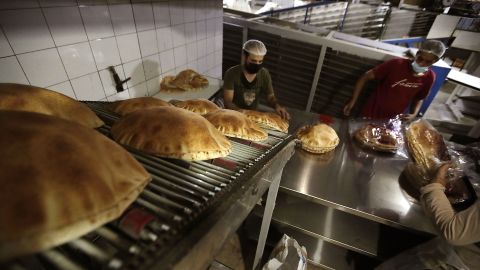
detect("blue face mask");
top-left (411, 61), bottom-right (429, 74)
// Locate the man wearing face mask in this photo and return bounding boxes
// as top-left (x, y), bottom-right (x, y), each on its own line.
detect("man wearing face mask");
top-left (223, 39), bottom-right (290, 120)
top-left (343, 40), bottom-right (446, 120)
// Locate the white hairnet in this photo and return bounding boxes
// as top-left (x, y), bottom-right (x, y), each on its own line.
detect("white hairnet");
top-left (243, 39), bottom-right (267, 56)
top-left (420, 40), bottom-right (446, 58)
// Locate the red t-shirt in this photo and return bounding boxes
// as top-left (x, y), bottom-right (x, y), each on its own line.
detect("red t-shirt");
top-left (361, 58), bottom-right (435, 119)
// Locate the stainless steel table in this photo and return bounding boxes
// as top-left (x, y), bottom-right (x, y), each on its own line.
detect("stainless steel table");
top-left (265, 109), bottom-right (440, 269)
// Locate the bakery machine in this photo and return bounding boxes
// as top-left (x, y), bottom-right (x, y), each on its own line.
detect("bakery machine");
top-left (1, 102), bottom-right (296, 270)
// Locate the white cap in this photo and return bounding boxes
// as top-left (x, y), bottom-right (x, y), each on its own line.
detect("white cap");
top-left (420, 40), bottom-right (446, 59)
top-left (242, 39), bottom-right (267, 56)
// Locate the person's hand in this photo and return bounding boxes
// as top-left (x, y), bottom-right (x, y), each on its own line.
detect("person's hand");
top-left (343, 100), bottom-right (355, 116)
top-left (399, 114), bottom-right (416, 122)
top-left (275, 105), bottom-right (290, 120)
top-left (432, 162), bottom-right (452, 187)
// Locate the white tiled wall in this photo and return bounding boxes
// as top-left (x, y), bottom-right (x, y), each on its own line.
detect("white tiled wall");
top-left (0, 0), bottom-right (223, 101)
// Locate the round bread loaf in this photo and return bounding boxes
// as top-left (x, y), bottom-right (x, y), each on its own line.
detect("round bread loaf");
top-left (204, 109), bottom-right (267, 141)
top-left (174, 98), bottom-right (220, 115)
top-left (111, 107), bottom-right (232, 160)
top-left (0, 83), bottom-right (104, 128)
top-left (0, 111), bottom-right (150, 262)
top-left (109, 97), bottom-right (172, 116)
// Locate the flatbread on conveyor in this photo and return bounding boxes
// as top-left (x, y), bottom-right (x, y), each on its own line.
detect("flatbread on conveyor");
top-left (160, 69), bottom-right (209, 92)
top-left (174, 99), bottom-right (219, 115)
top-left (111, 107), bottom-right (232, 161)
top-left (0, 111), bottom-right (150, 262)
top-left (0, 83), bottom-right (103, 128)
top-left (296, 123), bottom-right (339, 154)
top-left (354, 124), bottom-right (399, 153)
top-left (204, 109), bottom-right (267, 141)
top-left (109, 97), bottom-right (172, 116)
top-left (240, 110), bottom-right (289, 133)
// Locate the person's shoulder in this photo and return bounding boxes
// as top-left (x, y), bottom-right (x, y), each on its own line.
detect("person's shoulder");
top-left (386, 57), bottom-right (409, 65)
top-left (225, 65), bottom-right (241, 76)
top-left (259, 67), bottom-right (271, 77)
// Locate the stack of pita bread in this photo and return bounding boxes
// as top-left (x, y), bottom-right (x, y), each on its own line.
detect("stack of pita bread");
top-left (160, 69), bottom-right (209, 92)
top-left (204, 109), bottom-right (268, 141)
top-left (296, 124), bottom-right (339, 154)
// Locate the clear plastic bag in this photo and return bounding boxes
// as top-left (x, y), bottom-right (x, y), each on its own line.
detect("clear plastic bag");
top-left (349, 116), bottom-right (409, 159)
top-left (262, 234), bottom-right (307, 270)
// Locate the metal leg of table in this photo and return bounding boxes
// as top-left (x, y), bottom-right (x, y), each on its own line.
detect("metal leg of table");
top-left (252, 173), bottom-right (283, 270)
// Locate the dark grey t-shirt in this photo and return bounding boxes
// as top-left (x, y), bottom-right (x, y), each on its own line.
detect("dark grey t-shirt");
top-left (223, 65), bottom-right (274, 110)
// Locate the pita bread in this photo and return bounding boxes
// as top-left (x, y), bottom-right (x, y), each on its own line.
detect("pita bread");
top-left (204, 109), bottom-right (268, 141)
top-left (160, 69), bottom-right (209, 92)
top-left (0, 111), bottom-right (150, 262)
top-left (296, 124), bottom-right (339, 154)
top-left (111, 107), bottom-right (232, 161)
top-left (174, 99), bottom-right (220, 115)
top-left (0, 83), bottom-right (103, 128)
top-left (354, 124), bottom-right (398, 153)
top-left (109, 97), bottom-right (172, 116)
top-left (406, 120), bottom-right (450, 175)
top-left (240, 110), bottom-right (289, 133)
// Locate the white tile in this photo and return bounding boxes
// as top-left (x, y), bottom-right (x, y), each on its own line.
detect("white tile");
top-left (132, 3), bottom-right (155, 32)
top-left (195, 0), bottom-right (207, 21)
top-left (186, 61), bottom-right (197, 71)
top-left (195, 20), bottom-right (206, 41)
top-left (184, 1), bottom-right (196, 23)
top-left (185, 22), bottom-right (196, 44)
top-left (129, 82), bottom-right (148, 97)
top-left (215, 50), bottom-right (222, 67)
top-left (39, 0), bottom-right (77, 7)
top-left (109, 4), bottom-right (136, 35)
top-left (0, 30), bottom-right (13, 57)
top-left (123, 59), bottom-right (146, 88)
top-left (106, 90), bottom-right (130, 101)
top-left (205, 0), bottom-right (216, 19)
top-left (80, 5), bottom-right (114, 40)
top-left (0, 56), bottom-right (29, 84)
top-left (206, 37), bottom-right (215, 54)
top-left (58, 42), bottom-right (97, 79)
top-left (186, 42), bottom-right (197, 62)
top-left (174, 46), bottom-right (187, 67)
top-left (116, 33), bottom-right (141, 63)
top-left (156, 27), bottom-right (173, 51)
top-left (78, 0), bottom-right (107, 5)
top-left (197, 39), bottom-right (206, 58)
top-left (44, 7), bottom-right (88, 47)
top-left (214, 35), bottom-right (222, 51)
top-left (175, 65), bottom-right (187, 74)
top-left (197, 56), bottom-right (207, 73)
top-left (207, 53), bottom-right (215, 70)
top-left (0, 1), bottom-right (39, 9)
top-left (143, 54), bottom-right (161, 80)
top-left (206, 18), bottom-right (216, 38)
top-left (171, 24), bottom-right (186, 47)
top-left (214, 0), bottom-right (223, 18)
top-left (169, 1), bottom-right (184, 25)
top-left (215, 17), bottom-right (223, 36)
top-left (99, 65), bottom-right (126, 96)
top-left (90, 37), bottom-right (121, 70)
top-left (162, 69), bottom-right (176, 77)
top-left (0, 9), bottom-right (55, 54)
top-left (138, 30), bottom-right (158, 57)
top-left (146, 75), bottom-right (161, 94)
top-left (159, 49), bottom-right (175, 73)
top-left (17, 48), bottom-right (68, 87)
top-left (71, 72), bottom-right (106, 101)
top-left (47, 81), bottom-right (76, 99)
top-left (153, 1), bottom-right (170, 28)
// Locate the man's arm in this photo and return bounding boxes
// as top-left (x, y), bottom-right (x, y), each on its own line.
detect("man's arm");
top-left (400, 99), bottom-right (424, 121)
top-left (421, 164), bottom-right (480, 245)
top-left (267, 93), bottom-right (290, 120)
top-left (343, 70), bottom-right (375, 116)
top-left (223, 89), bottom-right (240, 110)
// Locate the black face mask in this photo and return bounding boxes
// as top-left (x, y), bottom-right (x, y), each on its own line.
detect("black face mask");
top-left (245, 62), bottom-right (262, 74)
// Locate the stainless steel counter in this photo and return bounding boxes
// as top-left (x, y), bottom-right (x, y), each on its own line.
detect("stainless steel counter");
top-left (280, 109), bottom-right (438, 235)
